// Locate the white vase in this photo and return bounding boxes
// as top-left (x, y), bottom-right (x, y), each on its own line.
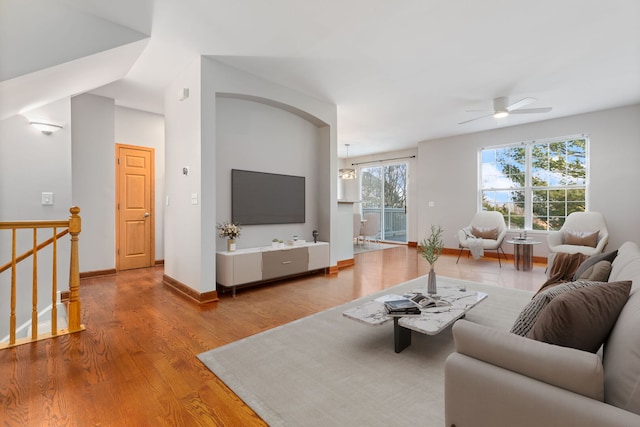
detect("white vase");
top-left (427, 266), bottom-right (437, 295)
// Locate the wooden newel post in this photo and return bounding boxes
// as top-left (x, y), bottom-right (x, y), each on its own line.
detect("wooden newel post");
top-left (67, 206), bottom-right (82, 332)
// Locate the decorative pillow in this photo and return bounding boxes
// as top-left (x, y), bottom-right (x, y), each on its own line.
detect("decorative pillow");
top-left (564, 230), bottom-right (599, 247)
top-left (510, 280), bottom-right (600, 336)
top-left (471, 226), bottom-right (498, 240)
top-left (526, 281), bottom-right (631, 353)
top-left (577, 260), bottom-right (612, 282)
top-left (573, 249), bottom-right (618, 281)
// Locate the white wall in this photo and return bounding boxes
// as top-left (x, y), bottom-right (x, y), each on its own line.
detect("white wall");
top-left (163, 57), bottom-right (338, 294)
top-left (71, 94), bottom-right (116, 272)
top-left (215, 97), bottom-right (322, 248)
top-left (163, 57), bottom-right (203, 291)
top-left (418, 104), bottom-right (640, 258)
top-left (0, 98), bottom-right (72, 220)
top-left (0, 98), bottom-right (73, 336)
top-left (115, 106), bottom-right (165, 260)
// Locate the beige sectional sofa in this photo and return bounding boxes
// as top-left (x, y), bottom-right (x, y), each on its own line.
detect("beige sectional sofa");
top-left (444, 241), bottom-right (640, 427)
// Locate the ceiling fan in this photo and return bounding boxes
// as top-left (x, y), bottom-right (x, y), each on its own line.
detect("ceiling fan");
top-left (459, 97), bottom-right (552, 124)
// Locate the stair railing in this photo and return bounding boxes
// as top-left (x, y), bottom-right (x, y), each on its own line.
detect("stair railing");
top-left (0, 206), bottom-right (83, 349)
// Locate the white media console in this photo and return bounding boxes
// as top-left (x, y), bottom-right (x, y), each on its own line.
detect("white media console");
top-left (216, 241), bottom-right (330, 294)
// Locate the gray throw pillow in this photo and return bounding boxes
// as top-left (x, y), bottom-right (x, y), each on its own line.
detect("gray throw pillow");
top-left (573, 250), bottom-right (618, 281)
top-left (510, 280), bottom-right (601, 337)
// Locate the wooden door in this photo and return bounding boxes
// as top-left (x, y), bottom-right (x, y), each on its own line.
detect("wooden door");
top-left (116, 144), bottom-right (155, 270)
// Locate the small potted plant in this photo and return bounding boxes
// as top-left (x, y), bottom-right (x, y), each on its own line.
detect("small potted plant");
top-left (419, 225), bottom-right (445, 294)
top-left (272, 238), bottom-right (279, 248)
top-left (217, 221), bottom-right (241, 252)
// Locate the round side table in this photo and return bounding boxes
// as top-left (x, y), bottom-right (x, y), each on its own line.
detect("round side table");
top-left (506, 239), bottom-right (541, 271)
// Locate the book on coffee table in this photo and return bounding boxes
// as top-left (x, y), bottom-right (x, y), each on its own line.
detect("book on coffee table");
top-left (383, 298), bottom-right (421, 315)
top-left (383, 293), bottom-right (451, 316)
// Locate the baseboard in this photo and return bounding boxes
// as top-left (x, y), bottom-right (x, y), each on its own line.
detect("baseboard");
top-left (337, 258), bottom-right (355, 269)
top-left (155, 259), bottom-right (164, 266)
top-left (441, 247), bottom-right (547, 264)
top-left (162, 274), bottom-right (219, 304)
top-left (80, 268), bottom-right (117, 278)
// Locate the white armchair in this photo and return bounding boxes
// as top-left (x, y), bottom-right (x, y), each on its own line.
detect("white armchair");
top-left (353, 213), bottom-right (362, 246)
top-left (360, 213), bottom-right (380, 247)
top-left (547, 212), bottom-right (608, 256)
top-left (457, 211), bottom-right (508, 267)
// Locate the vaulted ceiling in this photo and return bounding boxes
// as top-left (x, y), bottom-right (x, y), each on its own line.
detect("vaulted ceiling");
top-left (2, 0), bottom-right (639, 157)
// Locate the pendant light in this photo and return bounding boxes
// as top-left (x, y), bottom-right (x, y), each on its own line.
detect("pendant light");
top-left (339, 144), bottom-right (357, 179)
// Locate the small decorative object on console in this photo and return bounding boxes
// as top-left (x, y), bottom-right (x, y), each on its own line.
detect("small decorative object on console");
top-left (217, 221), bottom-right (242, 252)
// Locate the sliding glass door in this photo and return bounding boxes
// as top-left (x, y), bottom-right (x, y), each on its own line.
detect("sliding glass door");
top-left (360, 163), bottom-right (407, 243)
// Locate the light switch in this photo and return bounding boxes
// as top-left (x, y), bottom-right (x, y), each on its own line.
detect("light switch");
top-left (42, 192), bottom-right (54, 205)
top-left (191, 193), bottom-right (198, 205)
top-left (428, 201), bottom-right (435, 207)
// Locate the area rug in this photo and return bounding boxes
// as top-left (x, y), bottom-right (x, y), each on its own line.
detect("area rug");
top-left (198, 276), bottom-right (533, 427)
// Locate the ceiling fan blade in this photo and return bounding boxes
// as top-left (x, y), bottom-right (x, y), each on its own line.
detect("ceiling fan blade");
top-left (458, 113), bottom-right (494, 124)
top-left (506, 97), bottom-right (536, 111)
top-left (509, 107), bottom-right (553, 114)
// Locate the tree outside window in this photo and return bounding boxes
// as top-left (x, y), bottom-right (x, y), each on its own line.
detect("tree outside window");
top-left (480, 136), bottom-right (587, 231)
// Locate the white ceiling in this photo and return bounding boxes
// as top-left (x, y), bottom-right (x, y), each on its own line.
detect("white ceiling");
top-left (2, 0), bottom-right (639, 157)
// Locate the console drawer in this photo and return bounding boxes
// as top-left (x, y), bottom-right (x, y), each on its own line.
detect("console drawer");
top-left (262, 247), bottom-right (308, 280)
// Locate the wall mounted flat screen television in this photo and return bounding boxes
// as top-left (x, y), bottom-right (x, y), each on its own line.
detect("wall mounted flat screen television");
top-left (232, 169), bottom-right (305, 225)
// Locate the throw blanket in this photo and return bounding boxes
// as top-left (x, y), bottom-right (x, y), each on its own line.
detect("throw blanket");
top-left (462, 227), bottom-right (484, 259)
top-left (535, 252), bottom-right (589, 295)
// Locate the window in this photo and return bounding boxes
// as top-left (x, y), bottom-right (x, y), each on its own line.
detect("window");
top-left (480, 136), bottom-right (588, 231)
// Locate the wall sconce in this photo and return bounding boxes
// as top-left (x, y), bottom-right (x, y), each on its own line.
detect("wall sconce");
top-left (339, 143), bottom-right (357, 179)
top-left (30, 121), bottom-right (63, 135)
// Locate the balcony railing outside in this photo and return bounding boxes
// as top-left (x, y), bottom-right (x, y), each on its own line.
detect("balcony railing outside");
top-left (362, 207), bottom-right (406, 242)
top-left (0, 206), bottom-right (83, 349)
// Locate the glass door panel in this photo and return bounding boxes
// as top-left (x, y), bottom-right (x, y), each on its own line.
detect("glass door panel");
top-left (360, 163), bottom-right (407, 243)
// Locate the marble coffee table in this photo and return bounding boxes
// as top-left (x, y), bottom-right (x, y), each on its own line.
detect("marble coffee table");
top-left (343, 281), bottom-right (488, 353)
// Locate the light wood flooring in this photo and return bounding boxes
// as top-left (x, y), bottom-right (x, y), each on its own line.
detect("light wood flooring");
top-left (0, 246), bottom-right (546, 426)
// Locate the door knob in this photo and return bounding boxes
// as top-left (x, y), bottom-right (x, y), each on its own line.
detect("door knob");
top-left (144, 212), bottom-right (150, 218)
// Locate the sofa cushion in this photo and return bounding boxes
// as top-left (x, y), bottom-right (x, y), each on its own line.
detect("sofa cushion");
top-left (609, 241), bottom-right (640, 283)
top-left (510, 280), bottom-right (599, 337)
top-left (564, 230), bottom-right (599, 247)
top-left (471, 226), bottom-right (498, 240)
top-left (573, 249), bottom-right (618, 281)
top-left (604, 287), bottom-right (640, 414)
top-left (526, 281), bottom-right (631, 353)
top-left (576, 260), bottom-right (612, 282)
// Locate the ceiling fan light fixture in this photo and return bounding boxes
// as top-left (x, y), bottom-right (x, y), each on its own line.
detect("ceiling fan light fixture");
top-left (494, 110), bottom-right (509, 119)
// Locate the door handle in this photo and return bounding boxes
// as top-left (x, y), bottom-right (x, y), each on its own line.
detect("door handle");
top-left (144, 212), bottom-right (150, 218)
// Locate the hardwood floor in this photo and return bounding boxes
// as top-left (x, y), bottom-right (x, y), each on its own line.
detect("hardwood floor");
top-left (0, 247), bottom-right (546, 426)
